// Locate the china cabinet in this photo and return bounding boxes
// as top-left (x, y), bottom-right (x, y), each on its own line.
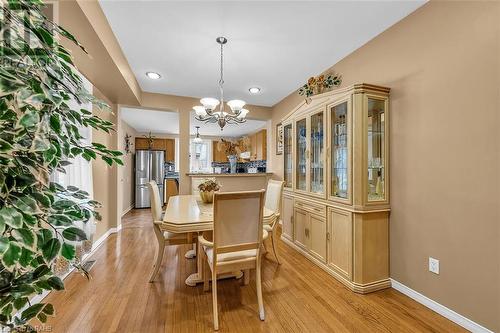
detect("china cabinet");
top-left (280, 83), bottom-right (390, 294)
top-left (283, 123), bottom-right (293, 188)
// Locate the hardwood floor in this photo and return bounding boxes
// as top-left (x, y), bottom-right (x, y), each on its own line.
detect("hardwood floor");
top-left (43, 209), bottom-right (465, 332)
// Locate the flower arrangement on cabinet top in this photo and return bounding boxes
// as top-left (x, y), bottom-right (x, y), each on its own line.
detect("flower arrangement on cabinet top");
top-left (298, 73), bottom-right (342, 101)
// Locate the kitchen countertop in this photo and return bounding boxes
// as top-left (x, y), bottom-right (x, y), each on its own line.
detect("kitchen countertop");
top-left (186, 172), bottom-right (273, 177)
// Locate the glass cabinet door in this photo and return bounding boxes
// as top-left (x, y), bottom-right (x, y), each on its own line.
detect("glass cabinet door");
top-left (331, 102), bottom-right (348, 199)
top-left (283, 123), bottom-right (293, 188)
top-left (295, 118), bottom-right (307, 191)
top-left (367, 98), bottom-right (386, 201)
top-left (310, 112), bottom-right (324, 194)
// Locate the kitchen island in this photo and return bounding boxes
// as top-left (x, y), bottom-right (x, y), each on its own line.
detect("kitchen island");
top-left (187, 173), bottom-right (273, 194)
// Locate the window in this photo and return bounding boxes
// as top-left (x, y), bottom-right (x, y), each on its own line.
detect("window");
top-left (189, 139), bottom-right (212, 172)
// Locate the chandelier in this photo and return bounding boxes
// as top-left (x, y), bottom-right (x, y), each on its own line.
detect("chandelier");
top-left (193, 37), bottom-right (249, 131)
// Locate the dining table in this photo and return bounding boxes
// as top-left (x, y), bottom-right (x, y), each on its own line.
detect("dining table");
top-left (161, 195), bottom-right (275, 286)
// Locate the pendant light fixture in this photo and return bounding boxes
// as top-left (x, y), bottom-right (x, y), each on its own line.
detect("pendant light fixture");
top-left (193, 37), bottom-right (249, 131)
top-left (193, 126), bottom-right (203, 144)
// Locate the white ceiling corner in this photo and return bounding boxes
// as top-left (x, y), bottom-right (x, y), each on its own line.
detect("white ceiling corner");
top-left (99, 1), bottom-right (426, 107)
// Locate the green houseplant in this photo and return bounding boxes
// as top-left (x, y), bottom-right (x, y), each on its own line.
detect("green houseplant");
top-left (0, 0), bottom-right (122, 330)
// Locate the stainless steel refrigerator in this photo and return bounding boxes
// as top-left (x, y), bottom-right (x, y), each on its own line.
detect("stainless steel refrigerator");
top-left (135, 150), bottom-right (164, 208)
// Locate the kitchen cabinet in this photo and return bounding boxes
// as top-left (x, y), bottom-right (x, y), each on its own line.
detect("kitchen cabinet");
top-left (135, 137), bottom-right (150, 150)
top-left (135, 137), bottom-right (175, 162)
top-left (248, 129), bottom-right (267, 161)
top-left (164, 178), bottom-right (178, 203)
top-left (212, 141), bottom-right (228, 162)
top-left (280, 83), bottom-right (390, 294)
top-left (165, 139), bottom-right (175, 162)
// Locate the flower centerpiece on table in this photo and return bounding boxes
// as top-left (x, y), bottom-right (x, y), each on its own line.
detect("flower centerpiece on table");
top-left (198, 179), bottom-right (221, 203)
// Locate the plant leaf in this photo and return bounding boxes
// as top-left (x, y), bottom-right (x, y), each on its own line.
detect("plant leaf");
top-left (21, 303), bottom-right (44, 322)
top-left (62, 227), bottom-right (87, 241)
top-left (41, 238), bottom-right (61, 262)
top-left (47, 276), bottom-right (64, 291)
top-left (61, 243), bottom-right (75, 260)
top-left (12, 229), bottom-right (35, 248)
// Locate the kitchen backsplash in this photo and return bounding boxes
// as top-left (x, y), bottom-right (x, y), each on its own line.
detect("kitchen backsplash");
top-left (211, 160), bottom-right (267, 173)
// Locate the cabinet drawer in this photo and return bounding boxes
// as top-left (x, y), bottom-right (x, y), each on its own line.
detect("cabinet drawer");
top-left (294, 200), bottom-right (326, 216)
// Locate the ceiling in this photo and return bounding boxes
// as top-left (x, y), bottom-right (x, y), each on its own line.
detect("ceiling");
top-left (121, 107), bottom-right (267, 137)
top-left (99, 1), bottom-right (426, 107)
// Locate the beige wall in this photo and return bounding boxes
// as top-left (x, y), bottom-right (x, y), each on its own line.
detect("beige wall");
top-left (119, 120), bottom-right (138, 214)
top-left (92, 88), bottom-right (119, 240)
top-left (270, 2), bottom-right (500, 331)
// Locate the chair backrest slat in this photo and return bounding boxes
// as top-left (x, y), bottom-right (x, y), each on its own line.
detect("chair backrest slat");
top-left (148, 181), bottom-right (162, 221)
top-left (264, 180), bottom-right (284, 217)
top-left (213, 190), bottom-right (265, 255)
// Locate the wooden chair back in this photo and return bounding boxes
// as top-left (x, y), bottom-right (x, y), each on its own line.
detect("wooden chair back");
top-left (212, 190), bottom-right (265, 258)
top-left (264, 180), bottom-right (284, 219)
top-left (148, 181), bottom-right (162, 221)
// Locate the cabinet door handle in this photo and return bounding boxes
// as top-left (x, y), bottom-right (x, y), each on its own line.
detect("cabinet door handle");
top-left (326, 232), bottom-right (330, 241)
top-left (305, 228), bottom-right (309, 237)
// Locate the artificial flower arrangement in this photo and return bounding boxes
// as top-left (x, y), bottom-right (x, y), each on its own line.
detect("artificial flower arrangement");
top-left (298, 73), bottom-right (342, 99)
top-left (217, 137), bottom-right (250, 156)
top-left (198, 178), bottom-right (221, 192)
top-left (198, 179), bottom-right (221, 203)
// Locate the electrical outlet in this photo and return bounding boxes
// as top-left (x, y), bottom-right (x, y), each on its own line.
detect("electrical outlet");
top-left (429, 257), bottom-right (440, 274)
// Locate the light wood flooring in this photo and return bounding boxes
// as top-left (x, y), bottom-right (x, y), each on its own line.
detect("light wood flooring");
top-left (42, 208), bottom-right (466, 332)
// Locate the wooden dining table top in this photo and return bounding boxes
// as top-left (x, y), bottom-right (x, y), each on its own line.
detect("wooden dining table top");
top-left (161, 195), bottom-right (275, 233)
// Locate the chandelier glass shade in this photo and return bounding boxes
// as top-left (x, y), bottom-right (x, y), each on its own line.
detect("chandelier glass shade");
top-left (194, 36), bottom-right (248, 130)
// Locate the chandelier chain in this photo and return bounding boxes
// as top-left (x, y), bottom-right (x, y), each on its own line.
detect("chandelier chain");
top-left (219, 41), bottom-right (224, 114)
top-left (194, 36), bottom-right (248, 130)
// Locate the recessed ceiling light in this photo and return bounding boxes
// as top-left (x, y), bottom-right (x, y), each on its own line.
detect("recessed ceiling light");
top-left (146, 72), bottom-right (161, 80)
top-left (249, 87), bottom-right (261, 94)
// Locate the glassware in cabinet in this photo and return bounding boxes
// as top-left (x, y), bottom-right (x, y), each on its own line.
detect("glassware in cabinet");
top-left (330, 102), bottom-right (348, 199)
top-left (283, 123), bottom-right (293, 188)
top-left (367, 98), bottom-right (386, 201)
top-left (295, 118), bottom-right (307, 191)
top-left (310, 111), bottom-right (324, 194)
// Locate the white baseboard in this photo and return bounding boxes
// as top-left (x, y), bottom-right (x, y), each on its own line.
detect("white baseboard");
top-left (391, 279), bottom-right (493, 333)
top-left (121, 204), bottom-right (134, 217)
top-left (29, 226), bottom-right (121, 306)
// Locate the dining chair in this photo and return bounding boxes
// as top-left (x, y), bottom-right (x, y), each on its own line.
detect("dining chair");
top-left (262, 179), bottom-right (284, 264)
top-left (147, 181), bottom-right (192, 282)
top-left (198, 190), bottom-right (266, 330)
